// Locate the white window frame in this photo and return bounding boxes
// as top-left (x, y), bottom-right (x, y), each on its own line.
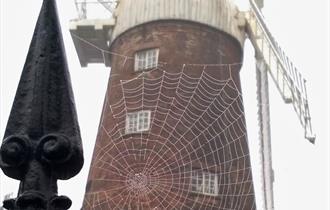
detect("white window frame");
top-left (191, 171), bottom-right (218, 196)
top-left (134, 48), bottom-right (159, 71)
top-left (125, 110), bottom-right (151, 134)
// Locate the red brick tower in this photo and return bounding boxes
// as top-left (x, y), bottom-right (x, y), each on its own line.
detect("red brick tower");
top-left (72, 0), bottom-right (256, 209)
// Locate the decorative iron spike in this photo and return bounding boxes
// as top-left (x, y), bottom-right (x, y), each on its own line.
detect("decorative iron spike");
top-left (0, 0), bottom-right (84, 209)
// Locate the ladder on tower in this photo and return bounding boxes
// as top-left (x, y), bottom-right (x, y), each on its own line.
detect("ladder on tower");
top-left (246, 0), bottom-right (315, 143)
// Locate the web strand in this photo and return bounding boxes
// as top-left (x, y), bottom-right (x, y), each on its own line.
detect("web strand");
top-left (84, 65), bottom-right (255, 209)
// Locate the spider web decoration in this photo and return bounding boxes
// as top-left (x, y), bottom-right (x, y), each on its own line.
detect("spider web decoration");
top-left (83, 64), bottom-right (256, 210)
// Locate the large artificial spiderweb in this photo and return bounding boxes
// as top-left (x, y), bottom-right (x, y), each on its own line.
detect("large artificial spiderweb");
top-left (83, 64), bottom-right (255, 210)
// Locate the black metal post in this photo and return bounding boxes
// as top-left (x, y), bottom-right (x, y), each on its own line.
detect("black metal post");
top-left (0, 0), bottom-right (84, 209)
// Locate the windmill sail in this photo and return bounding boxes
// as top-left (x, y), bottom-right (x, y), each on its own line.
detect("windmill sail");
top-left (74, 0), bottom-right (118, 19)
top-left (75, 0), bottom-right (87, 19)
top-left (246, 0), bottom-right (315, 143)
top-left (96, 0), bottom-right (118, 14)
top-left (256, 59), bottom-right (275, 210)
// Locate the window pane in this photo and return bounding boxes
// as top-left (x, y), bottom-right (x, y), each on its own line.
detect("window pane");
top-left (204, 173), bottom-right (210, 194)
top-left (191, 172), bottom-right (198, 192)
top-left (126, 113), bottom-right (138, 133)
top-left (135, 49), bottom-right (158, 71)
top-left (126, 111), bottom-right (150, 134)
top-left (138, 59), bottom-right (145, 70)
top-left (191, 171), bottom-right (203, 193)
top-left (191, 171), bottom-right (218, 195)
top-left (138, 114), bottom-right (144, 130)
top-left (208, 174), bottom-right (215, 194)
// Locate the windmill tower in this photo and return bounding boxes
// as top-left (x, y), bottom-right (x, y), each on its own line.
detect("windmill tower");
top-left (69, 0), bottom-right (315, 209)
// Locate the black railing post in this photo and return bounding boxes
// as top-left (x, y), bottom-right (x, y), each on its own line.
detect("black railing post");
top-left (0, 0), bottom-right (84, 209)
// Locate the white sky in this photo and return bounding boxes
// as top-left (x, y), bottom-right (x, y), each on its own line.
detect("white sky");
top-left (0, 0), bottom-right (329, 209)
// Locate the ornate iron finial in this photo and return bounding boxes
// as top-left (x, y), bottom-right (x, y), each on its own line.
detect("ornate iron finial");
top-left (0, 0), bottom-right (84, 209)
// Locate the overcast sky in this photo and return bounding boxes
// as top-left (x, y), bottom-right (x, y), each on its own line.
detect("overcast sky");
top-left (0, 0), bottom-right (329, 209)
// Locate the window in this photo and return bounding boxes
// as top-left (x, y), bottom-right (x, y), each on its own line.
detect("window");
top-left (191, 171), bottom-right (218, 195)
top-left (126, 110), bottom-right (151, 134)
top-left (134, 48), bottom-right (159, 71)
